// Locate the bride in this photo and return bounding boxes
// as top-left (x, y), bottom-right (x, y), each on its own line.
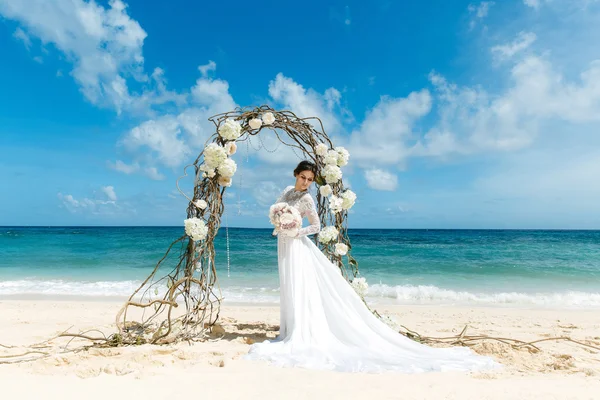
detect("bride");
top-left (246, 161), bottom-right (499, 373)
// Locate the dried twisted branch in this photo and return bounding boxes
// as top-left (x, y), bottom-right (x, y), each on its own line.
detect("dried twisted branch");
top-left (395, 323), bottom-right (600, 353)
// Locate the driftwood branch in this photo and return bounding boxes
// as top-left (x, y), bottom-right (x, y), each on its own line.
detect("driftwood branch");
top-left (396, 324), bottom-right (600, 352)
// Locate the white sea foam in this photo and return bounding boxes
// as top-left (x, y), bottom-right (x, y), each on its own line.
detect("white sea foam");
top-left (0, 279), bottom-right (281, 303)
top-left (0, 279), bottom-right (141, 297)
top-left (366, 283), bottom-right (600, 308)
top-left (1, 279), bottom-right (599, 308)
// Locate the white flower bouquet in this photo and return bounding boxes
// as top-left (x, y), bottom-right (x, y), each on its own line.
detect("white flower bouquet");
top-left (341, 189), bottom-right (356, 210)
top-left (218, 119), bottom-right (242, 141)
top-left (316, 143), bottom-right (328, 156)
top-left (336, 147), bottom-right (349, 166)
top-left (334, 242), bottom-right (348, 256)
top-left (184, 217), bottom-right (208, 241)
top-left (224, 141), bottom-right (237, 155)
top-left (350, 277), bottom-right (368, 298)
top-left (323, 149), bottom-right (339, 166)
top-left (319, 184), bottom-right (332, 197)
top-left (322, 164), bottom-right (342, 184)
top-left (269, 202), bottom-right (302, 237)
top-left (203, 143), bottom-right (228, 169)
top-left (329, 195), bottom-right (343, 214)
top-left (318, 225), bottom-right (339, 244)
top-left (262, 112), bottom-right (276, 125)
top-left (217, 158), bottom-right (237, 178)
top-left (194, 199), bottom-right (207, 210)
top-left (248, 118), bottom-right (262, 130)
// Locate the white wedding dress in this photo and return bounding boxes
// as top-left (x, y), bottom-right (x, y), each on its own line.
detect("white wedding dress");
top-left (245, 186), bottom-right (499, 373)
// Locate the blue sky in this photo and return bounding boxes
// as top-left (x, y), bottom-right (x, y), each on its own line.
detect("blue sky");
top-left (1, 0), bottom-right (599, 228)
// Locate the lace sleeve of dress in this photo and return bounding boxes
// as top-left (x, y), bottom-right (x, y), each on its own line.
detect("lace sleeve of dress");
top-left (296, 194), bottom-right (321, 237)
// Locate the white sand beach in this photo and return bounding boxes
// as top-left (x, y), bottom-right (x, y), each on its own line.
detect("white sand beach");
top-left (1, 299), bottom-right (599, 400)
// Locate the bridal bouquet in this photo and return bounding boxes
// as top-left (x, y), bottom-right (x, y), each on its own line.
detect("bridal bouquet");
top-left (269, 202), bottom-right (302, 237)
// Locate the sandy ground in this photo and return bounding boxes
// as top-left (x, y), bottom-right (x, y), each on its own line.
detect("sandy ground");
top-left (1, 299), bottom-right (599, 400)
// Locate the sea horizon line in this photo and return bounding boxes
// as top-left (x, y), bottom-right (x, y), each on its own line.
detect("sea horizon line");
top-left (2, 226), bottom-right (599, 231)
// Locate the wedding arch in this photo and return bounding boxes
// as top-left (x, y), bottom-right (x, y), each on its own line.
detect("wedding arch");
top-left (114, 105), bottom-right (360, 345)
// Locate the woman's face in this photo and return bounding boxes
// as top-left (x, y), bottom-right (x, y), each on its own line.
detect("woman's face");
top-left (295, 170), bottom-right (315, 191)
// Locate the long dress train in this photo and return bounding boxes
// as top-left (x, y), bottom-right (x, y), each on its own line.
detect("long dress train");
top-left (245, 186), bottom-right (500, 373)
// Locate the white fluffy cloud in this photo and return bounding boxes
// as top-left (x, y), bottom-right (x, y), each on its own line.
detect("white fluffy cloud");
top-left (349, 90), bottom-right (432, 166)
top-left (58, 193), bottom-right (96, 213)
top-left (364, 168), bottom-right (398, 191)
top-left (416, 71), bottom-right (536, 156)
top-left (58, 185), bottom-right (121, 215)
top-left (101, 186), bottom-right (117, 201)
top-left (144, 166), bottom-right (165, 181)
top-left (122, 116), bottom-right (190, 168)
top-left (118, 62), bottom-right (237, 172)
top-left (268, 73), bottom-right (343, 135)
top-left (416, 54), bottom-right (600, 158)
top-left (521, 0), bottom-right (587, 9)
top-left (523, 0), bottom-right (600, 11)
top-left (108, 160), bottom-right (139, 174)
top-left (198, 60), bottom-right (216, 77)
top-left (253, 181), bottom-right (284, 207)
top-left (191, 62), bottom-right (235, 110)
top-left (491, 31), bottom-right (537, 61)
top-left (468, 1), bottom-right (494, 29)
top-left (12, 27), bottom-right (31, 49)
top-left (0, 0), bottom-right (181, 114)
top-left (324, 87), bottom-right (342, 111)
top-left (107, 160), bottom-right (166, 180)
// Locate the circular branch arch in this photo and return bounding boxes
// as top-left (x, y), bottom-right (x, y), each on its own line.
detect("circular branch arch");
top-left (115, 105), bottom-right (359, 345)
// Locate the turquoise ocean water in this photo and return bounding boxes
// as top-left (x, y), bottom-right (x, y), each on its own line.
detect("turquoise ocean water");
top-left (1, 227), bottom-right (599, 308)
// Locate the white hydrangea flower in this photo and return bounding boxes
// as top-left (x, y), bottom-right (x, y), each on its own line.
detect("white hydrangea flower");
top-left (194, 199), bottom-right (207, 210)
top-left (323, 150), bottom-right (339, 166)
top-left (318, 226), bottom-right (339, 244)
top-left (199, 163), bottom-right (216, 178)
top-left (350, 277), bottom-right (368, 298)
top-left (184, 218), bottom-right (208, 241)
top-left (218, 176), bottom-right (232, 187)
top-left (322, 164), bottom-right (342, 184)
top-left (319, 184), bottom-right (332, 197)
top-left (224, 141), bottom-right (237, 155)
top-left (217, 158), bottom-right (237, 178)
top-left (248, 118), bottom-right (262, 130)
top-left (218, 119), bottom-right (242, 141)
top-left (262, 112), bottom-right (275, 125)
top-left (334, 242), bottom-right (348, 256)
top-left (329, 195), bottom-right (343, 214)
top-left (341, 189), bottom-right (356, 210)
top-left (315, 143), bottom-right (328, 157)
top-left (336, 147), bottom-right (350, 167)
top-left (203, 143), bottom-right (228, 169)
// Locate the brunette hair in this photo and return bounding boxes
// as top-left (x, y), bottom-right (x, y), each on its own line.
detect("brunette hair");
top-left (293, 160), bottom-right (318, 177)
